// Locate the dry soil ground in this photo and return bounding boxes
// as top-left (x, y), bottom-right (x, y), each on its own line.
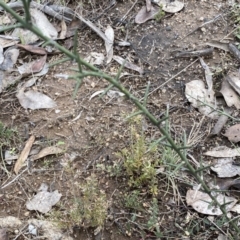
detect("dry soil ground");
top-left (0, 0), bottom-right (240, 239)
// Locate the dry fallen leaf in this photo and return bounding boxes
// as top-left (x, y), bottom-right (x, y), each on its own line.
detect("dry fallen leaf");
top-left (59, 20), bottom-right (67, 39)
top-left (206, 41), bottom-right (229, 52)
top-left (31, 146), bottom-right (64, 161)
top-left (185, 80), bottom-right (218, 119)
top-left (30, 8), bottom-right (58, 39)
top-left (26, 183), bottom-right (62, 213)
top-left (0, 228), bottom-right (8, 240)
top-left (227, 71), bottom-right (240, 95)
top-left (16, 89), bottom-right (57, 110)
top-left (14, 135), bottom-right (35, 174)
top-left (113, 55), bottom-right (144, 75)
top-left (153, 0), bottom-right (184, 13)
top-left (105, 25), bottom-right (114, 64)
top-left (220, 78), bottom-right (240, 109)
top-left (210, 158), bottom-right (240, 178)
top-left (17, 44), bottom-right (47, 55)
top-left (146, 0), bottom-right (152, 12)
top-left (215, 177), bottom-right (240, 190)
top-left (0, 48), bottom-right (19, 71)
top-left (223, 124), bottom-right (240, 143)
top-left (204, 146), bottom-right (240, 158)
top-left (211, 107), bottom-right (233, 135)
top-left (12, 28), bottom-right (39, 44)
top-left (84, 52), bottom-right (105, 65)
top-left (18, 55), bottom-right (47, 75)
top-left (135, 5), bottom-right (159, 24)
top-left (186, 189), bottom-right (237, 215)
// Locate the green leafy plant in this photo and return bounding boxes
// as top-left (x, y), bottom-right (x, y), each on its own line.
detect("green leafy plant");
top-left (0, 121), bottom-right (17, 147)
top-left (154, 5), bottom-right (165, 22)
top-left (50, 174), bottom-right (108, 228)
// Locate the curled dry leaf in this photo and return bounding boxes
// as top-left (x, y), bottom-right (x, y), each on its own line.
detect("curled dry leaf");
top-left (153, 0), bottom-right (184, 13)
top-left (210, 158), bottom-right (240, 178)
top-left (185, 80), bottom-right (218, 119)
top-left (105, 25), bottom-right (114, 64)
top-left (135, 5), bottom-right (160, 24)
top-left (204, 146), bottom-right (240, 158)
top-left (16, 89), bottom-right (57, 110)
top-left (113, 55), bottom-right (144, 75)
top-left (14, 135), bottom-right (35, 174)
top-left (31, 146), bottom-right (64, 161)
top-left (186, 189), bottom-right (237, 215)
top-left (220, 78), bottom-right (240, 109)
top-left (223, 124), bottom-right (240, 143)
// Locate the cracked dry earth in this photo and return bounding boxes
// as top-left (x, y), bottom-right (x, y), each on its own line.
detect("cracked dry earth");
top-left (0, 0), bottom-right (239, 239)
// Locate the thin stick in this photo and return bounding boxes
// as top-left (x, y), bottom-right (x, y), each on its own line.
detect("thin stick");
top-left (148, 58), bottom-right (198, 96)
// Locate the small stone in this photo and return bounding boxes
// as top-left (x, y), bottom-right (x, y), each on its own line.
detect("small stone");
top-left (166, 26), bottom-right (171, 31)
top-left (24, 211), bottom-right (30, 217)
top-left (199, 17), bottom-right (204, 21)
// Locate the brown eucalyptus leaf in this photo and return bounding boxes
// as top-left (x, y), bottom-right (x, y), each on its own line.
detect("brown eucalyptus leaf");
top-left (17, 44), bottom-right (47, 55)
top-left (135, 5), bottom-right (159, 24)
top-left (31, 146), bottom-right (64, 161)
top-left (14, 135), bottom-right (35, 174)
top-left (223, 124), bottom-right (240, 143)
top-left (220, 78), bottom-right (240, 109)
